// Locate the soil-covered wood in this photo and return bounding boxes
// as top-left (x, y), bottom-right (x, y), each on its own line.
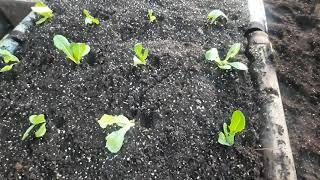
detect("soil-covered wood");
top-left (265, 0), bottom-right (320, 179)
top-left (0, 0), bottom-right (264, 179)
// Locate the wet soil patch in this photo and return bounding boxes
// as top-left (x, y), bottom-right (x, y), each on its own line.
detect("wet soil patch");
top-left (0, 0), bottom-right (264, 179)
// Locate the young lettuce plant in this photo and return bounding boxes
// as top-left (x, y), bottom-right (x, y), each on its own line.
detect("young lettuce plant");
top-left (207, 9), bottom-right (228, 25)
top-left (148, 9), bottom-right (156, 23)
top-left (83, 9), bottom-right (100, 26)
top-left (98, 114), bottom-right (135, 153)
top-left (218, 110), bottom-right (246, 146)
top-left (31, 1), bottom-right (53, 25)
top-left (22, 114), bottom-right (47, 140)
top-left (133, 43), bottom-right (149, 66)
top-left (0, 49), bottom-right (20, 73)
top-left (205, 43), bottom-right (248, 70)
top-left (53, 35), bottom-right (90, 64)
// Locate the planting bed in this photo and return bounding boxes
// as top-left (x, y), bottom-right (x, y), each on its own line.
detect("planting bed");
top-left (0, 0), bottom-right (266, 179)
top-left (265, 0), bottom-right (320, 179)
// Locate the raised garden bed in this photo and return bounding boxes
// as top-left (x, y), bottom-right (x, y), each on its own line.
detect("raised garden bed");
top-left (0, 0), bottom-right (294, 179)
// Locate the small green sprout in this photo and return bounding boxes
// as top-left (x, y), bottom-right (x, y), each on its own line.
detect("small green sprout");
top-left (98, 114), bottom-right (135, 153)
top-left (31, 1), bottom-right (53, 25)
top-left (133, 43), bottom-right (149, 66)
top-left (207, 9), bottom-right (228, 25)
top-left (53, 35), bottom-right (90, 64)
top-left (0, 50), bottom-right (20, 73)
top-left (148, 9), bottom-right (156, 23)
top-left (83, 9), bottom-right (100, 26)
top-left (22, 114), bottom-right (47, 140)
top-left (218, 110), bottom-right (246, 146)
top-left (205, 43), bottom-right (248, 70)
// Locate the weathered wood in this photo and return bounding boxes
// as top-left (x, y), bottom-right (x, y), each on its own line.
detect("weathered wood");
top-left (247, 31), bottom-right (297, 180)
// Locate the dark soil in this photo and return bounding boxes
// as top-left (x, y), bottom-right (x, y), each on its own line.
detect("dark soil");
top-left (265, 0), bottom-right (320, 179)
top-left (0, 0), bottom-right (264, 179)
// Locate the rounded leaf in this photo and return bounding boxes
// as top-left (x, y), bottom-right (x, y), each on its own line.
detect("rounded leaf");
top-left (229, 110), bottom-right (246, 134)
top-left (205, 48), bottom-right (220, 62)
top-left (53, 35), bottom-right (70, 50)
top-left (70, 43), bottom-right (90, 63)
top-left (53, 35), bottom-right (74, 61)
top-left (106, 126), bottom-right (130, 153)
top-left (29, 114), bottom-right (46, 125)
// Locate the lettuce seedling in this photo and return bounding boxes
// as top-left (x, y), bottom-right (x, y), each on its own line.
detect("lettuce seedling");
top-left (205, 43), bottom-right (248, 70)
top-left (0, 49), bottom-right (20, 73)
top-left (207, 9), bottom-right (228, 25)
top-left (133, 43), bottom-right (149, 66)
top-left (218, 110), bottom-right (246, 146)
top-left (98, 114), bottom-right (135, 153)
top-left (31, 1), bottom-right (53, 25)
top-left (148, 9), bottom-right (156, 23)
top-left (83, 9), bottom-right (100, 26)
top-left (53, 35), bottom-right (90, 64)
top-left (22, 114), bottom-right (47, 140)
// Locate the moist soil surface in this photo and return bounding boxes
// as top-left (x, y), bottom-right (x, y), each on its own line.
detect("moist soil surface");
top-left (265, 0), bottom-right (320, 179)
top-left (0, 0), bottom-right (264, 179)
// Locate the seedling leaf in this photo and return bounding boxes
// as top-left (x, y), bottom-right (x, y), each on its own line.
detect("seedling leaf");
top-left (228, 62), bottom-right (248, 71)
top-left (106, 126), bottom-right (130, 153)
top-left (148, 9), bottom-right (156, 23)
top-left (29, 114), bottom-right (46, 125)
top-left (134, 43), bottom-right (143, 56)
top-left (217, 110), bottom-right (246, 146)
top-left (207, 10), bottom-right (228, 24)
top-left (36, 17), bottom-right (49, 25)
top-left (53, 35), bottom-right (73, 59)
top-left (133, 43), bottom-right (149, 66)
top-left (22, 125), bottom-right (35, 140)
top-left (218, 132), bottom-right (230, 146)
top-left (0, 64), bottom-right (15, 73)
top-left (98, 114), bottom-right (133, 128)
top-left (53, 35), bottom-right (90, 64)
top-left (35, 123), bottom-right (46, 138)
top-left (229, 110), bottom-right (246, 134)
top-left (22, 114), bottom-right (47, 140)
top-left (83, 9), bottom-right (100, 25)
top-left (31, 1), bottom-right (53, 25)
top-left (205, 48), bottom-right (220, 62)
top-left (225, 43), bottom-right (241, 61)
top-left (0, 50), bottom-right (19, 63)
top-left (142, 48), bottom-right (149, 61)
top-left (98, 114), bottom-right (135, 153)
top-left (133, 56), bottom-right (145, 66)
top-left (70, 43), bottom-right (90, 63)
top-left (205, 43), bottom-right (247, 71)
